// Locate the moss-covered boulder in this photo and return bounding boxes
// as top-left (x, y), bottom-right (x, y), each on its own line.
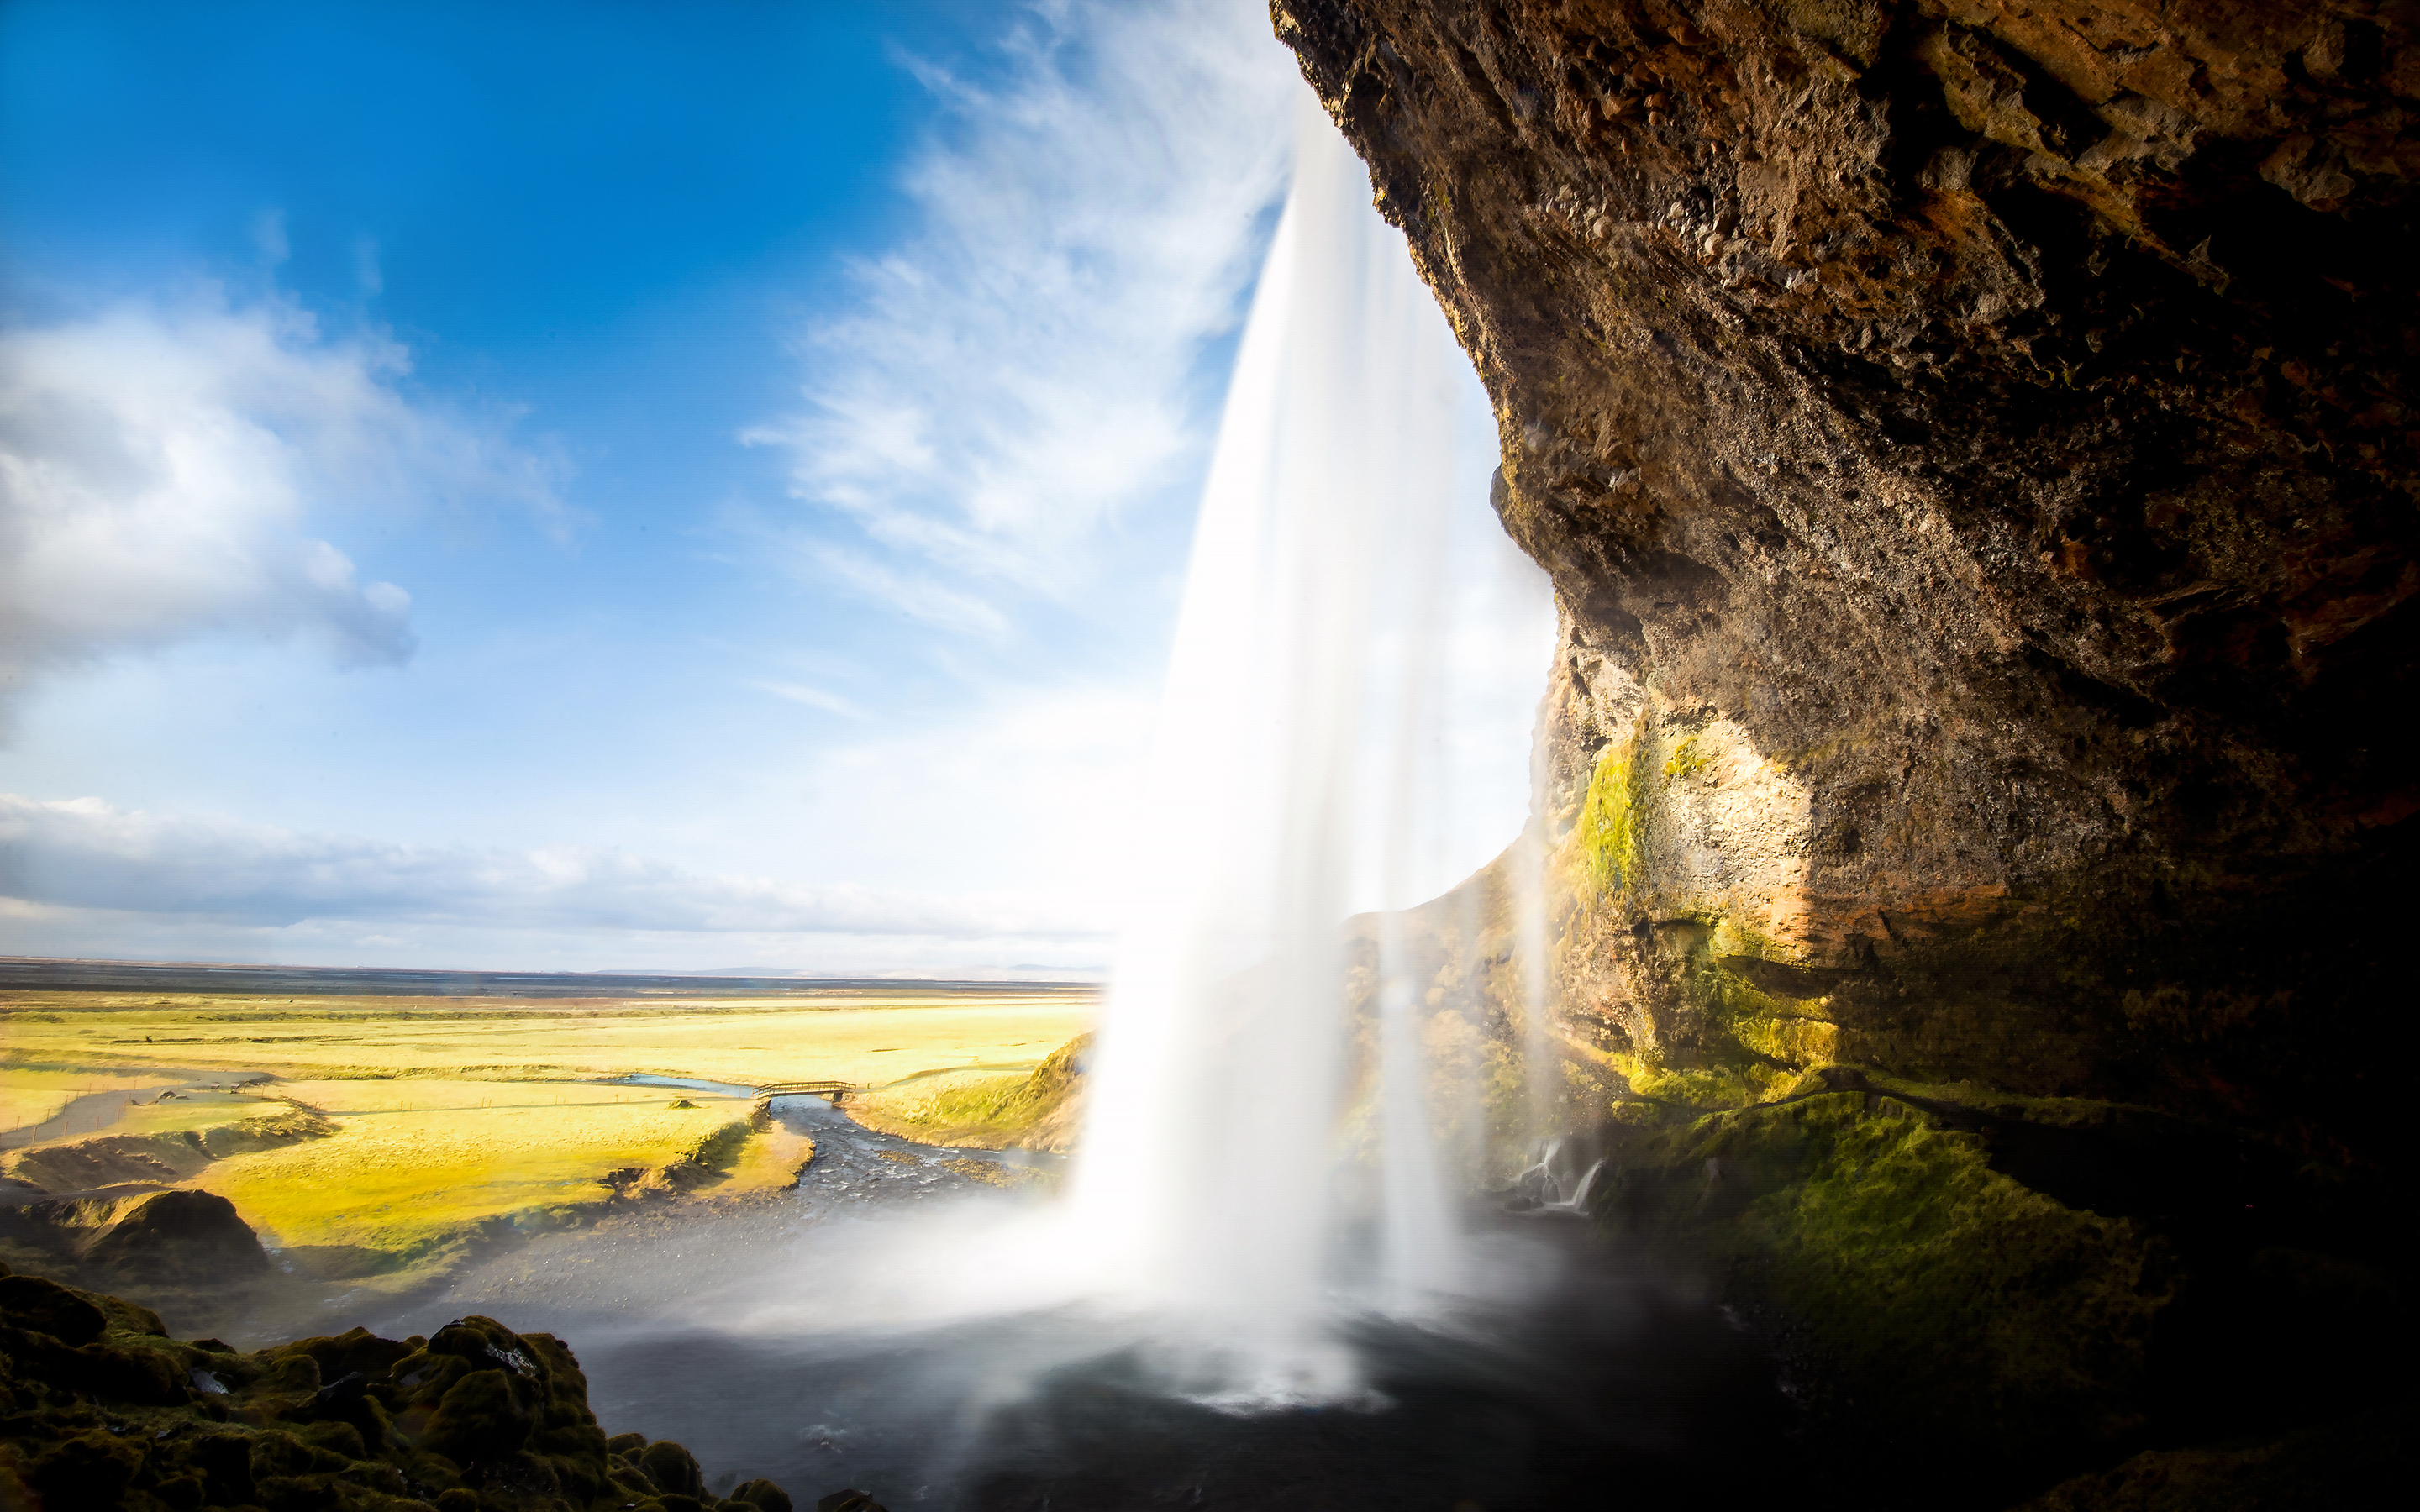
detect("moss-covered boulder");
top-left (1584, 1068), bottom-right (2415, 1499)
top-left (1599, 1088), bottom-right (2173, 1465)
top-left (0, 1262), bottom-right (795, 1512)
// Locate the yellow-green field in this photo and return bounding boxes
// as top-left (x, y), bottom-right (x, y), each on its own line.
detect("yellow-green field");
top-left (845, 1032), bottom-right (1092, 1152)
top-left (193, 1080), bottom-right (769, 1289)
top-left (0, 1067), bottom-right (185, 1133)
top-left (0, 989), bottom-right (1093, 1088)
top-left (0, 985), bottom-right (1094, 1295)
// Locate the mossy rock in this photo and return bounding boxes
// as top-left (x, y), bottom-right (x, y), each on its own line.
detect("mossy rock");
top-left (421, 1367), bottom-right (538, 1463)
top-left (731, 1478), bottom-right (792, 1512)
top-left (0, 1261), bottom-right (793, 1512)
top-left (637, 1440), bottom-right (705, 1499)
top-left (1596, 1090), bottom-right (2175, 1469)
top-left (0, 1272), bottom-right (108, 1344)
top-left (267, 1325), bottom-right (418, 1383)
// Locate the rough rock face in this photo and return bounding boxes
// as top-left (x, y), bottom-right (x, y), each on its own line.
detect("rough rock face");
top-left (1273, 0), bottom-right (2417, 1165)
top-left (1280, 0), bottom-right (2417, 1496)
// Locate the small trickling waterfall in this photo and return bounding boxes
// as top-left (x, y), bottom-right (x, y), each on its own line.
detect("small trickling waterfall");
top-left (1507, 725), bottom-right (1564, 1149)
top-left (1065, 89), bottom-right (1507, 1395)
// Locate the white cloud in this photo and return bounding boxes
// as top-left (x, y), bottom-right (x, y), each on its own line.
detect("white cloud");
top-left (0, 289), bottom-right (571, 736)
top-left (792, 539), bottom-right (1010, 638)
top-left (352, 234), bottom-right (384, 296)
top-left (751, 680), bottom-right (871, 720)
top-left (746, 0), bottom-right (1299, 614)
top-left (0, 793), bottom-right (1105, 947)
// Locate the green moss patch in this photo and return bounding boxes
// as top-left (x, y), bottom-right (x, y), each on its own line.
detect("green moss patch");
top-left (1574, 738), bottom-right (1644, 899)
top-left (1598, 1091), bottom-right (2175, 1467)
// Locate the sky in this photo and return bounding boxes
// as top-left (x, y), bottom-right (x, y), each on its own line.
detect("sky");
top-left (0, 0), bottom-right (1551, 979)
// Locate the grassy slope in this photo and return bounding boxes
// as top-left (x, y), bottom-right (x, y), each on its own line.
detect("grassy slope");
top-left (845, 1033), bottom-right (1091, 1152)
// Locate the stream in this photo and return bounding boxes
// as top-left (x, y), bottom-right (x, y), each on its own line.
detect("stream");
top-left (339, 1095), bottom-right (1805, 1511)
top-left (0, 1073), bottom-right (271, 1153)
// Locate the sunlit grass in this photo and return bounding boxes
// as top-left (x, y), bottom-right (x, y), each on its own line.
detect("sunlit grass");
top-left (0, 990), bottom-right (1095, 1090)
top-left (847, 1033), bottom-right (1090, 1151)
top-left (0, 987), bottom-right (1093, 1289)
top-left (191, 1080), bottom-right (755, 1273)
top-left (0, 1068), bottom-right (183, 1133)
top-left (97, 1091), bottom-right (290, 1139)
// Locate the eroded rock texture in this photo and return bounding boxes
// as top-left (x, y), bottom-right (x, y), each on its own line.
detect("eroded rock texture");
top-left (1276, 0), bottom-right (2418, 1163)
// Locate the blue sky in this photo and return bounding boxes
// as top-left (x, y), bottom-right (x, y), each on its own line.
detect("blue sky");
top-left (0, 0), bottom-right (1548, 976)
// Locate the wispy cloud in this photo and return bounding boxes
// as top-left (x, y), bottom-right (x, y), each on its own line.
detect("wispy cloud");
top-left (793, 540), bottom-right (1011, 638)
top-left (747, 0), bottom-right (1298, 617)
top-left (250, 207), bottom-right (289, 265)
top-left (0, 793), bottom-right (1102, 942)
top-left (351, 234), bottom-right (384, 296)
top-left (0, 287), bottom-right (571, 736)
top-left (751, 680), bottom-right (872, 720)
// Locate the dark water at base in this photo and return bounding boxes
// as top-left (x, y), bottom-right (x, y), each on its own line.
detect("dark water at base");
top-left (351, 1097), bottom-right (1802, 1512)
top-left (573, 1265), bottom-right (1794, 1511)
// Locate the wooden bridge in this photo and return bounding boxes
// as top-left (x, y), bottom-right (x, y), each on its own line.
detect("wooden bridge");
top-left (747, 1079), bottom-right (862, 1121)
top-left (753, 1079), bottom-right (860, 1099)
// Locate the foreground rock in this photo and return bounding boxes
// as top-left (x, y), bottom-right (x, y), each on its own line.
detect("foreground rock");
top-left (1281, 0), bottom-right (2417, 1501)
top-left (0, 1263), bottom-right (796, 1512)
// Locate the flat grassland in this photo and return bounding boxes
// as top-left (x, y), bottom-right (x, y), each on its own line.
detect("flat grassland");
top-left (1, 1067), bottom-right (186, 1134)
top-left (0, 990), bottom-right (1092, 1087)
top-left (0, 985), bottom-right (1092, 1294)
top-left (192, 1081), bottom-right (776, 1283)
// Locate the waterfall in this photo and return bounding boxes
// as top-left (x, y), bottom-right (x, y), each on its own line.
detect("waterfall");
top-left (1510, 717), bottom-right (1562, 1150)
top-left (1065, 88), bottom-right (1495, 1394)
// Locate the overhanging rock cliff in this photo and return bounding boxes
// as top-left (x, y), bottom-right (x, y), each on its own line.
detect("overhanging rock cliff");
top-left (1278, 0), bottom-right (2415, 1161)
top-left (1281, 0), bottom-right (2417, 1496)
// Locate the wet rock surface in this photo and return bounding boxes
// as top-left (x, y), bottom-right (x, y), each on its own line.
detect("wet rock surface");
top-left (1275, 0), bottom-right (2418, 1501)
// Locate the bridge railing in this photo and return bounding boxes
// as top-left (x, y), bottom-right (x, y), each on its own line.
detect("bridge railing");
top-left (752, 1080), bottom-right (860, 1098)
top-left (747, 1080), bottom-right (861, 1125)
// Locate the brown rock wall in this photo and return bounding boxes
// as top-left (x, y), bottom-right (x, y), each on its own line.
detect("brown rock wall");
top-left (1275, 0), bottom-right (2418, 1162)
